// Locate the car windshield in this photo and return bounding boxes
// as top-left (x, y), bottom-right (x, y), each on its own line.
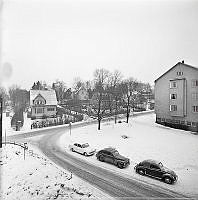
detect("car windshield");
top-left (112, 150), bottom-right (119, 155)
top-left (82, 143), bottom-right (89, 148)
top-left (158, 162), bottom-right (163, 167)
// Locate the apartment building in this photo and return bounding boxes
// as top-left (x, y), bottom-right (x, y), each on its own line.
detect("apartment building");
top-left (154, 61), bottom-right (198, 133)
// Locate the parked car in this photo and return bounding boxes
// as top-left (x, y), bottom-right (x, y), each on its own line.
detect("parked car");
top-left (96, 147), bottom-right (130, 169)
top-left (134, 159), bottom-right (178, 184)
top-left (69, 142), bottom-right (96, 156)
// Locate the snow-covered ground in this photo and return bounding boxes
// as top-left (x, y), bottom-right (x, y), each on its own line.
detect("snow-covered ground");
top-left (2, 112), bottom-right (32, 136)
top-left (0, 143), bottom-right (111, 200)
top-left (59, 113), bottom-right (198, 198)
top-left (2, 111), bottom-right (198, 198)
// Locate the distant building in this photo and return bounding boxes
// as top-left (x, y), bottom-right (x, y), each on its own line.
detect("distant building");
top-left (154, 61), bottom-right (198, 133)
top-left (72, 86), bottom-right (89, 101)
top-left (30, 90), bottom-right (57, 119)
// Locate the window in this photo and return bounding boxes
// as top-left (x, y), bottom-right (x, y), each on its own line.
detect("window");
top-left (157, 118), bottom-right (161, 122)
top-left (187, 121), bottom-right (191, 126)
top-left (170, 94), bottom-right (177, 99)
top-left (166, 119), bottom-right (171, 123)
top-left (192, 93), bottom-right (198, 101)
top-left (37, 108), bottom-right (43, 114)
top-left (177, 71), bottom-right (183, 76)
top-left (170, 81), bottom-right (177, 88)
top-left (35, 100), bottom-right (44, 105)
top-left (181, 121), bottom-right (185, 125)
top-left (192, 80), bottom-right (198, 87)
top-left (161, 118), bottom-right (165, 122)
top-left (170, 105), bottom-right (177, 111)
top-left (47, 107), bottom-right (55, 111)
top-left (192, 106), bottom-right (198, 112)
top-left (150, 164), bottom-right (160, 170)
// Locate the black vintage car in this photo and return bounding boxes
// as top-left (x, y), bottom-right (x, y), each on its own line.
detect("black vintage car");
top-left (134, 159), bottom-right (178, 184)
top-left (96, 147), bottom-right (130, 169)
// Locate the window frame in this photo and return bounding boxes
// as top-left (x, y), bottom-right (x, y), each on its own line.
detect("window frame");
top-left (170, 93), bottom-right (177, 100)
top-left (192, 80), bottom-right (198, 87)
top-left (170, 105), bottom-right (177, 111)
top-left (170, 81), bottom-right (177, 88)
top-left (192, 106), bottom-right (198, 113)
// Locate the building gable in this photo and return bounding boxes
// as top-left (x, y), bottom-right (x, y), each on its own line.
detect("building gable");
top-left (30, 90), bottom-right (58, 106)
top-left (33, 94), bottom-right (46, 105)
top-left (155, 62), bottom-right (198, 83)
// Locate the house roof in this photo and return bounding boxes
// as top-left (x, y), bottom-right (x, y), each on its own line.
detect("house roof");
top-left (73, 86), bottom-right (87, 95)
top-left (154, 62), bottom-right (198, 83)
top-left (30, 90), bottom-right (57, 106)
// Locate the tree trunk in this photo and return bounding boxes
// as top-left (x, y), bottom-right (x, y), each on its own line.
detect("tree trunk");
top-left (98, 119), bottom-right (101, 130)
top-left (115, 96), bottom-right (118, 124)
top-left (126, 95), bottom-right (130, 123)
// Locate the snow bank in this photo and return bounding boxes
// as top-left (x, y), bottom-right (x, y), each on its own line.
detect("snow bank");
top-left (0, 144), bottom-right (111, 200)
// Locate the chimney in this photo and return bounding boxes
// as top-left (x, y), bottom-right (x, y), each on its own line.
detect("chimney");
top-left (181, 60), bottom-right (184, 64)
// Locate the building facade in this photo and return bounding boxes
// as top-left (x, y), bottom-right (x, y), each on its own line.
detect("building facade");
top-left (72, 86), bottom-right (89, 101)
top-left (30, 90), bottom-right (57, 119)
top-left (154, 61), bottom-right (198, 133)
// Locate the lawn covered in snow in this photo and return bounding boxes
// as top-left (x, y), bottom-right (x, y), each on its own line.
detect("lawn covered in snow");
top-left (0, 144), bottom-right (111, 200)
top-left (59, 113), bottom-right (198, 198)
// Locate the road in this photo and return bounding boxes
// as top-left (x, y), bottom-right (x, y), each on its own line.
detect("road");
top-left (10, 125), bottom-right (189, 200)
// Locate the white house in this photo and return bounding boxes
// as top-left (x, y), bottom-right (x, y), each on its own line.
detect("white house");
top-left (30, 90), bottom-right (58, 119)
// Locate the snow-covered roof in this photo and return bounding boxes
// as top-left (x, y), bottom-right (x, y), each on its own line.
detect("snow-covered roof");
top-left (30, 90), bottom-right (57, 106)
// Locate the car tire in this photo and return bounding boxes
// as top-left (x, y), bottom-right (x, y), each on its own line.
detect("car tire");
top-left (163, 177), bottom-right (173, 184)
top-left (117, 162), bottom-right (124, 169)
top-left (99, 155), bottom-right (104, 162)
top-left (84, 152), bottom-right (88, 156)
top-left (137, 169), bottom-right (145, 176)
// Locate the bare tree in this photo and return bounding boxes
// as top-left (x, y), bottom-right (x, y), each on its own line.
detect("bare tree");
top-left (8, 85), bottom-right (29, 115)
top-left (0, 86), bottom-right (8, 109)
top-left (93, 68), bottom-right (110, 130)
top-left (72, 77), bottom-right (85, 91)
top-left (106, 70), bottom-right (123, 123)
top-left (52, 80), bottom-right (67, 103)
top-left (120, 78), bottom-right (139, 123)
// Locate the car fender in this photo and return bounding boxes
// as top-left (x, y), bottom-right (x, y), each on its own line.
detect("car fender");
top-left (162, 173), bottom-right (174, 180)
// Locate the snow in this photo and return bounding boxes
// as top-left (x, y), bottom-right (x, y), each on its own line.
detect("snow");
top-left (58, 113), bottom-right (198, 198)
top-left (2, 112), bottom-right (32, 136)
top-left (0, 143), bottom-right (111, 200)
top-left (2, 111), bottom-right (198, 198)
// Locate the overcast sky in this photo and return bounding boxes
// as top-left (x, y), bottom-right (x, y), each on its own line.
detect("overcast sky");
top-left (1, 0), bottom-right (198, 89)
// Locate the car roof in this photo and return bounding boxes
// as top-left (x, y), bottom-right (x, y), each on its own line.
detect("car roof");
top-left (102, 147), bottom-right (118, 152)
top-left (74, 142), bottom-right (88, 145)
top-left (142, 159), bottom-right (161, 165)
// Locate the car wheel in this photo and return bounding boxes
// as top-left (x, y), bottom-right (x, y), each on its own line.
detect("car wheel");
top-left (117, 162), bottom-right (124, 169)
top-left (163, 177), bottom-right (173, 184)
top-left (84, 152), bottom-right (88, 156)
top-left (137, 169), bottom-right (145, 176)
top-left (99, 155), bottom-right (104, 162)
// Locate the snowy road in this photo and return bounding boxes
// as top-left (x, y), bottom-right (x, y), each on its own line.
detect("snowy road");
top-left (33, 131), bottom-right (188, 199)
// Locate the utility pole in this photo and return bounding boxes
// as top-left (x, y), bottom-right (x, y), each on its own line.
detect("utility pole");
top-left (0, 95), bottom-right (3, 148)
